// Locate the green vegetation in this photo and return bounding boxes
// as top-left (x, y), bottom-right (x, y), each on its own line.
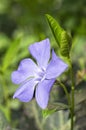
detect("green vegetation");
top-left (0, 0), bottom-right (86, 130)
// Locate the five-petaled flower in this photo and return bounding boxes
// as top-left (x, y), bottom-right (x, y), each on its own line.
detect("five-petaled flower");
top-left (11, 38), bottom-right (68, 109)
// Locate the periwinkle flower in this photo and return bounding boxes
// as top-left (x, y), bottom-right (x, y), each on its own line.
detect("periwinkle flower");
top-left (11, 38), bottom-right (68, 109)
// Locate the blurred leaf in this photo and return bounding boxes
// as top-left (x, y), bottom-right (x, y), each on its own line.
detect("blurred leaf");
top-left (0, 84), bottom-right (4, 104)
top-left (10, 32), bottom-right (37, 64)
top-left (0, 105), bottom-right (11, 122)
top-left (0, 34), bottom-right (10, 49)
top-left (42, 102), bottom-right (69, 118)
top-left (14, 35), bottom-right (37, 61)
top-left (75, 80), bottom-right (86, 105)
top-left (0, 0), bottom-right (11, 14)
top-left (45, 14), bottom-right (72, 57)
top-left (48, 102), bottom-right (69, 110)
top-left (60, 118), bottom-right (71, 130)
top-left (2, 38), bottom-right (21, 71)
top-left (9, 99), bottom-right (21, 110)
top-left (0, 110), bottom-right (10, 130)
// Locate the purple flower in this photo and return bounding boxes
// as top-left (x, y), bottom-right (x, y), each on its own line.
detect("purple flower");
top-left (11, 38), bottom-right (68, 109)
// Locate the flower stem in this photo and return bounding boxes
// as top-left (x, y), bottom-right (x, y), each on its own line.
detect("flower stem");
top-left (69, 59), bottom-right (75, 130)
top-left (57, 80), bottom-right (71, 107)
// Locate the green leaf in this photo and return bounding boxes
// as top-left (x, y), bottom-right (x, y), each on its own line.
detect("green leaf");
top-left (0, 105), bottom-right (11, 122)
top-left (60, 31), bottom-right (72, 57)
top-left (0, 110), bottom-right (10, 130)
top-left (9, 99), bottom-right (21, 110)
top-left (48, 102), bottom-right (69, 110)
top-left (42, 102), bottom-right (69, 118)
top-left (0, 34), bottom-right (10, 49)
top-left (42, 108), bottom-right (57, 118)
top-left (45, 14), bottom-right (63, 47)
top-left (2, 38), bottom-right (21, 71)
top-left (45, 14), bottom-right (72, 57)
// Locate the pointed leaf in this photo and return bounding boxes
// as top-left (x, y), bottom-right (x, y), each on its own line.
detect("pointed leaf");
top-left (45, 14), bottom-right (63, 47)
top-left (42, 108), bottom-right (57, 118)
top-left (48, 102), bottom-right (69, 110)
top-left (60, 31), bottom-right (72, 57)
top-left (42, 102), bottom-right (69, 118)
top-left (45, 14), bottom-right (72, 57)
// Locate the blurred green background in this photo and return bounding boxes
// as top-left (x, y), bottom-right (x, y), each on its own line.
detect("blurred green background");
top-left (0, 0), bottom-right (86, 130)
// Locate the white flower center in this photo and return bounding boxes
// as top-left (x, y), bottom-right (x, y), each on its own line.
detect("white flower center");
top-left (35, 67), bottom-right (46, 83)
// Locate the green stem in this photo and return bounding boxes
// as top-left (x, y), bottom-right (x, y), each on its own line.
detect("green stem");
top-left (69, 59), bottom-right (75, 130)
top-left (57, 80), bottom-right (71, 107)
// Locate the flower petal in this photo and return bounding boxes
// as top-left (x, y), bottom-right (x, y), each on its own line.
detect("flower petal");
top-left (46, 50), bottom-right (68, 79)
top-left (11, 58), bottom-right (38, 84)
top-left (35, 79), bottom-right (55, 109)
top-left (13, 79), bottom-right (37, 102)
top-left (29, 38), bottom-right (50, 68)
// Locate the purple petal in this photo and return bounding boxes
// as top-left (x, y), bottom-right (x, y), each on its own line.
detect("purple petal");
top-left (13, 79), bottom-right (37, 102)
top-left (29, 38), bottom-right (50, 68)
top-left (46, 50), bottom-right (68, 79)
top-left (35, 79), bottom-right (55, 109)
top-left (11, 58), bottom-right (38, 84)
